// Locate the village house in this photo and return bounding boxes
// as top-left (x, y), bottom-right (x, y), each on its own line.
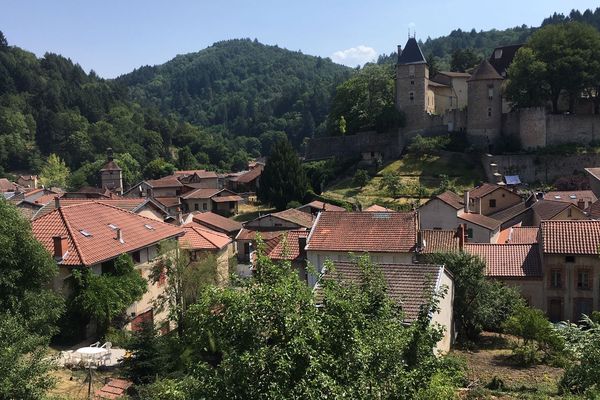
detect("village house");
top-left (530, 199), bottom-right (588, 226)
top-left (263, 230), bottom-right (309, 281)
top-left (180, 188), bottom-right (243, 216)
top-left (418, 190), bottom-right (463, 230)
top-left (31, 200), bottom-right (184, 335)
top-left (226, 164), bottom-right (263, 193)
top-left (305, 211), bottom-right (418, 286)
top-left (183, 211), bottom-right (242, 238)
top-left (179, 222), bottom-right (234, 285)
top-left (315, 260), bottom-right (455, 353)
top-left (465, 183), bottom-right (522, 216)
top-left (364, 204), bottom-right (395, 212)
top-left (174, 170), bottom-right (219, 189)
top-left (543, 190), bottom-right (597, 210)
top-left (297, 200), bottom-right (346, 215)
top-left (457, 212), bottom-right (501, 243)
top-left (16, 174), bottom-right (38, 189)
top-left (0, 177), bottom-right (17, 194)
top-left (100, 148), bottom-right (123, 195)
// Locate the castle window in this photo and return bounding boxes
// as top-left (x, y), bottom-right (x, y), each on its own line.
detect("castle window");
top-left (409, 92), bottom-right (414, 102)
top-left (494, 49), bottom-right (503, 59)
top-left (411, 80), bottom-right (414, 85)
top-left (487, 107), bottom-right (492, 117)
top-left (409, 65), bottom-right (415, 77)
top-left (488, 85), bottom-right (494, 101)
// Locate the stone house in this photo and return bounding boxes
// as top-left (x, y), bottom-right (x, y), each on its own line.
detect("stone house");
top-left (183, 211), bottom-right (242, 238)
top-left (297, 200), bottom-right (345, 216)
top-left (418, 190), bottom-right (463, 230)
top-left (174, 170), bottom-right (219, 189)
top-left (466, 183), bottom-right (522, 216)
top-left (16, 174), bottom-right (38, 189)
top-left (544, 190), bottom-right (597, 210)
top-left (226, 164), bottom-right (263, 193)
top-left (264, 230), bottom-right (309, 282)
top-left (531, 200), bottom-right (589, 226)
top-left (305, 211), bottom-right (418, 286)
top-left (180, 188), bottom-right (243, 216)
top-left (179, 222), bottom-right (234, 285)
top-left (31, 201), bottom-right (184, 335)
top-left (457, 212), bottom-right (501, 243)
top-left (315, 260), bottom-right (455, 353)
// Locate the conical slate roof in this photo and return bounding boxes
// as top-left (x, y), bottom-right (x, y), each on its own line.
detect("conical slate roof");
top-left (397, 38), bottom-right (427, 65)
top-left (467, 60), bottom-right (503, 82)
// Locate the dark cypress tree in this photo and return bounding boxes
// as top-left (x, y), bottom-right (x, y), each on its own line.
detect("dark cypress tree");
top-left (257, 139), bottom-right (308, 210)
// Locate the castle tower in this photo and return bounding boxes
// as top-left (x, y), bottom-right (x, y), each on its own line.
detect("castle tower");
top-left (466, 60), bottom-right (503, 149)
top-left (100, 148), bottom-right (123, 194)
top-left (395, 37), bottom-right (430, 128)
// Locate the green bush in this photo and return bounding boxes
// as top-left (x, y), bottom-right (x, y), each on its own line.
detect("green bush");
top-left (353, 169), bottom-right (370, 188)
top-left (104, 327), bottom-right (132, 348)
top-left (511, 342), bottom-right (541, 367)
top-left (407, 134), bottom-right (451, 157)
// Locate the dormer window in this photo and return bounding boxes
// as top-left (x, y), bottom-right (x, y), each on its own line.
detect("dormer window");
top-left (494, 49), bottom-right (503, 59)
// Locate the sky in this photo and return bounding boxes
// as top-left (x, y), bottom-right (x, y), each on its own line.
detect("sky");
top-left (1, 0), bottom-right (599, 78)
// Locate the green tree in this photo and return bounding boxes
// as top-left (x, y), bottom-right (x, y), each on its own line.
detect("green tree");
top-left (0, 199), bottom-right (64, 398)
top-left (426, 252), bottom-right (523, 342)
top-left (504, 47), bottom-right (550, 109)
top-left (353, 169), bottom-right (370, 188)
top-left (39, 153), bottom-right (70, 189)
top-left (69, 254), bottom-right (147, 335)
top-left (560, 314), bottom-right (600, 395)
top-left (150, 240), bottom-right (222, 338)
top-left (0, 30), bottom-right (7, 48)
top-left (379, 171), bottom-right (404, 198)
top-left (450, 48), bottom-right (482, 72)
top-left (143, 158), bottom-right (176, 179)
top-left (257, 139), bottom-right (308, 210)
top-left (154, 253), bottom-right (455, 399)
top-left (177, 146), bottom-right (198, 170)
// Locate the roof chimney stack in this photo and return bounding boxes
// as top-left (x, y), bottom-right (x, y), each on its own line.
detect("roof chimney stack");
top-left (52, 235), bottom-right (68, 259)
top-left (115, 228), bottom-right (124, 243)
top-left (464, 191), bottom-right (470, 213)
top-left (107, 147), bottom-right (114, 162)
top-left (577, 199), bottom-right (585, 210)
top-left (458, 224), bottom-right (467, 250)
top-left (54, 196), bottom-right (61, 209)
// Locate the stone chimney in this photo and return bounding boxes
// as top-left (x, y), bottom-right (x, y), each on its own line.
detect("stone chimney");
top-left (52, 236), bottom-right (68, 259)
top-left (54, 196), bottom-right (61, 209)
top-left (463, 191), bottom-right (470, 213)
top-left (457, 224), bottom-right (467, 250)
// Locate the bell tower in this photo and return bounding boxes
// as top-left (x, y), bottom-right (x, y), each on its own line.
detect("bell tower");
top-left (100, 148), bottom-right (123, 194)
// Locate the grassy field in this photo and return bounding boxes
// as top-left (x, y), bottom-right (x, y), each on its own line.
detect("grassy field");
top-left (323, 152), bottom-right (484, 209)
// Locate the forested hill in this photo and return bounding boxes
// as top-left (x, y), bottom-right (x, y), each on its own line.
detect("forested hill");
top-left (117, 39), bottom-right (351, 145)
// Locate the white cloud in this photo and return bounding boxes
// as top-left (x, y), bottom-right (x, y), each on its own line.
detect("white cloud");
top-left (331, 45), bottom-right (377, 67)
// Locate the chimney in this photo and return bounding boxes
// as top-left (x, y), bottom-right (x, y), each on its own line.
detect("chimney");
top-left (457, 224), bottom-right (466, 250)
top-left (52, 236), bottom-right (68, 259)
top-left (397, 45), bottom-right (402, 57)
top-left (463, 191), bottom-right (470, 213)
top-left (177, 207), bottom-right (183, 226)
top-left (115, 228), bottom-right (124, 243)
top-left (577, 199), bottom-right (585, 210)
top-left (54, 196), bottom-right (61, 209)
top-left (107, 147), bottom-right (114, 162)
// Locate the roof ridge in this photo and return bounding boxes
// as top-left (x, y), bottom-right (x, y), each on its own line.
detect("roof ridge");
top-left (93, 200), bottom-right (182, 228)
top-left (58, 206), bottom-right (86, 265)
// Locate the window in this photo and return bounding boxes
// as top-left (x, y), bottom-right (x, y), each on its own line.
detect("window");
top-left (548, 298), bottom-right (563, 322)
top-left (487, 107), bottom-right (492, 117)
top-left (409, 65), bottom-right (415, 77)
top-left (132, 250), bottom-right (141, 264)
top-left (488, 86), bottom-right (494, 101)
top-left (565, 256), bottom-right (575, 263)
top-left (410, 80), bottom-right (414, 85)
top-left (203, 202), bottom-right (208, 211)
top-left (409, 92), bottom-right (414, 102)
top-left (194, 203), bottom-right (199, 211)
top-left (489, 199), bottom-right (497, 208)
top-left (577, 270), bottom-right (590, 290)
top-left (550, 269), bottom-right (562, 288)
top-left (467, 228), bottom-right (474, 239)
top-left (574, 298), bottom-right (593, 320)
top-left (494, 49), bottom-right (503, 59)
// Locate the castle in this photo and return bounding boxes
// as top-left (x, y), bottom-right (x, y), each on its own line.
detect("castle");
top-left (395, 37), bottom-right (600, 151)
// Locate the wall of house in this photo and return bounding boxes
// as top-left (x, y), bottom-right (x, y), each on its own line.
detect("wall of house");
top-left (542, 253), bottom-right (600, 322)
top-left (459, 220), bottom-right (499, 243)
top-left (452, 77), bottom-right (469, 109)
top-left (517, 107), bottom-right (547, 149)
top-left (495, 278), bottom-right (545, 311)
top-left (431, 269), bottom-right (454, 354)
top-left (475, 189), bottom-right (521, 216)
top-left (418, 199), bottom-right (459, 230)
top-left (182, 198), bottom-right (211, 213)
top-left (306, 250), bottom-right (415, 286)
top-left (137, 207), bottom-right (165, 222)
top-left (245, 216), bottom-right (301, 230)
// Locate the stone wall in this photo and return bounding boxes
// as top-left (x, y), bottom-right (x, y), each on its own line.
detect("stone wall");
top-left (546, 114), bottom-right (600, 145)
top-left (518, 107), bottom-right (546, 149)
top-left (482, 153), bottom-right (600, 184)
top-left (305, 131), bottom-right (405, 161)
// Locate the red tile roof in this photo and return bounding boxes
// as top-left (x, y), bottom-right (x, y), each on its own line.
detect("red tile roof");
top-left (588, 199), bottom-right (600, 219)
top-left (100, 160), bottom-right (122, 171)
top-left (301, 200), bottom-right (346, 212)
top-left (545, 190), bottom-right (597, 207)
top-left (267, 230), bottom-right (309, 261)
top-left (271, 208), bottom-right (315, 228)
top-left (236, 228), bottom-right (290, 242)
top-left (468, 183), bottom-right (501, 199)
top-left (146, 176), bottom-right (183, 188)
top-left (458, 212), bottom-right (501, 230)
top-left (435, 191), bottom-right (464, 209)
top-left (181, 188), bottom-right (222, 200)
top-left (0, 178), bottom-right (17, 192)
top-left (34, 198), bottom-right (150, 219)
top-left (212, 195), bottom-right (244, 203)
top-left (541, 220), bottom-right (600, 255)
top-left (420, 230), bottom-right (460, 253)
top-left (531, 200), bottom-right (571, 220)
top-left (506, 227), bottom-right (539, 244)
top-left (306, 211), bottom-right (417, 253)
top-left (192, 211), bottom-right (242, 234)
top-left (364, 204), bottom-right (394, 212)
top-left (465, 244), bottom-right (542, 278)
top-left (154, 197), bottom-right (181, 208)
top-left (32, 202), bottom-right (183, 266)
top-left (322, 261), bottom-right (445, 321)
top-left (231, 165), bottom-right (263, 184)
top-left (174, 170), bottom-right (218, 179)
top-left (180, 223), bottom-right (231, 251)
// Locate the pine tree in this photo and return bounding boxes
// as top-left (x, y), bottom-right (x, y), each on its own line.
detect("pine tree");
top-left (257, 139), bottom-right (308, 210)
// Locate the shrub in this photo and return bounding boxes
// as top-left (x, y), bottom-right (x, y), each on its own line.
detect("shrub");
top-left (379, 171), bottom-right (404, 198)
top-left (407, 134), bottom-right (450, 157)
top-left (511, 342), bottom-right (541, 367)
top-left (353, 169), bottom-right (370, 188)
top-left (286, 200), bottom-right (301, 209)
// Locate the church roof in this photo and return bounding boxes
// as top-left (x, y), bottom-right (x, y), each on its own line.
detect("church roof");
top-left (467, 60), bottom-right (503, 82)
top-left (397, 38), bottom-right (427, 65)
top-left (100, 160), bottom-right (122, 171)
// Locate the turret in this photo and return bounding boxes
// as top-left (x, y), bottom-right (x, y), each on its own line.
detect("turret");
top-left (395, 37), bottom-right (430, 128)
top-left (100, 148), bottom-right (123, 194)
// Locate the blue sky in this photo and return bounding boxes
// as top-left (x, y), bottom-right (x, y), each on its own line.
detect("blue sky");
top-left (1, 0), bottom-right (598, 78)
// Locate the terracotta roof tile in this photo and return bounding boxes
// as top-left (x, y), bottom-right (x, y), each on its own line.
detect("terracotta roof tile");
top-left (100, 160), bottom-right (122, 171)
top-left (545, 191), bottom-right (597, 207)
top-left (154, 197), bottom-right (181, 208)
top-left (271, 208), bottom-right (315, 228)
top-left (236, 228), bottom-right (290, 242)
top-left (192, 211), bottom-right (242, 234)
top-left (0, 178), bottom-right (17, 192)
top-left (322, 261), bottom-right (444, 321)
top-left (364, 204), bottom-right (394, 212)
top-left (146, 176), bottom-right (183, 188)
top-left (231, 165), bottom-right (263, 184)
top-left (420, 230), bottom-right (460, 253)
top-left (301, 200), bottom-right (346, 212)
top-left (212, 195), bottom-right (244, 203)
top-left (267, 230), bottom-right (308, 261)
top-left (181, 188), bottom-right (222, 200)
top-left (587, 199), bottom-right (600, 219)
top-left (467, 60), bottom-right (503, 81)
top-left (488, 202), bottom-right (529, 223)
top-left (468, 183), bottom-right (501, 199)
top-left (180, 223), bottom-right (231, 250)
top-left (435, 191), bottom-right (464, 209)
top-left (458, 212), bottom-right (501, 230)
top-left (531, 200), bottom-right (571, 220)
top-left (306, 211), bottom-right (417, 253)
top-left (465, 243), bottom-right (542, 278)
top-left (541, 220), bottom-right (600, 255)
top-left (34, 198), bottom-right (149, 219)
top-left (506, 227), bottom-right (539, 244)
top-left (32, 202), bottom-right (183, 266)
top-left (174, 170), bottom-right (218, 179)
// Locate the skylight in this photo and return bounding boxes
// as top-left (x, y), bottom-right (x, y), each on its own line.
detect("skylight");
top-left (108, 224), bottom-right (119, 230)
top-left (80, 230), bottom-right (92, 237)
top-left (554, 195), bottom-right (561, 199)
top-left (569, 195), bottom-right (577, 199)
top-left (144, 224), bottom-right (155, 230)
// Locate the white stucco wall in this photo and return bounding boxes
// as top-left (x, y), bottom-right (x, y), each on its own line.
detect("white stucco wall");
top-left (418, 199), bottom-right (459, 230)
